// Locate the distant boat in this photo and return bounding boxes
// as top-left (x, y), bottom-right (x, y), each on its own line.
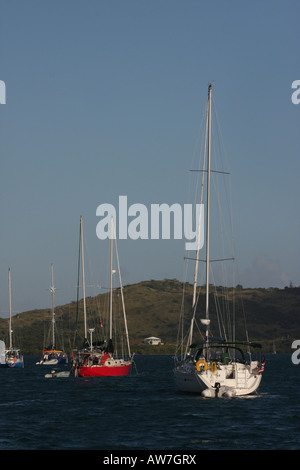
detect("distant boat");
top-left (45, 370), bottom-right (70, 378)
top-left (73, 216), bottom-right (133, 377)
top-left (0, 268), bottom-right (24, 368)
top-left (36, 264), bottom-right (68, 366)
top-left (173, 84), bottom-right (264, 397)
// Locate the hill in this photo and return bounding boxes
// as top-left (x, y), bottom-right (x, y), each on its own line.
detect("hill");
top-left (0, 279), bottom-right (299, 354)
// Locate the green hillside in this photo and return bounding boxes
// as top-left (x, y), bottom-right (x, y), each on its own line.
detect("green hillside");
top-left (0, 279), bottom-right (299, 354)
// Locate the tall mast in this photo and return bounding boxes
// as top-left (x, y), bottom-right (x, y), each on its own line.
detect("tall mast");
top-left (205, 83), bottom-right (212, 343)
top-left (8, 268), bottom-right (12, 349)
top-left (50, 264), bottom-right (56, 348)
top-left (109, 217), bottom-right (113, 341)
top-left (185, 105), bottom-right (208, 357)
top-left (80, 216), bottom-right (87, 340)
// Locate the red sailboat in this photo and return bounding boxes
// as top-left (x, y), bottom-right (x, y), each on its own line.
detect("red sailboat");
top-left (78, 349), bottom-right (132, 377)
top-left (73, 216), bottom-right (133, 377)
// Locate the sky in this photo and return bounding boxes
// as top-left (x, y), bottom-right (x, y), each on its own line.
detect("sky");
top-left (0, 0), bottom-right (299, 315)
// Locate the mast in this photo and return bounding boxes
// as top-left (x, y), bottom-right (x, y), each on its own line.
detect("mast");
top-left (109, 217), bottom-right (113, 342)
top-left (80, 216), bottom-right (87, 340)
top-left (185, 108), bottom-right (208, 357)
top-left (184, 85), bottom-right (211, 358)
top-left (50, 264), bottom-right (55, 349)
top-left (8, 268), bottom-right (12, 349)
top-left (205, 83), bottom-right (212, 344)
top-left (115, 227), bottom-right (131, 358)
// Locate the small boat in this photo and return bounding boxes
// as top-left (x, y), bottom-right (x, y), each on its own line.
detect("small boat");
top-left (173, 84), bottom-right (264, 397)
top-left (37, 349), bottom-right (68, 366)
top-left (36, 264), bottom-right (68, 366)
top-left (0, 269), bottom-right (24, 368)
top-left (45, 370), bottom-right (70, 378)
top-left (73, 216), bottom-right (133, 377)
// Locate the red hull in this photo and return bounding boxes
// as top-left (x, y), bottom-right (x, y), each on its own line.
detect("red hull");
top-left (78, 363), bottom-right (131, 377)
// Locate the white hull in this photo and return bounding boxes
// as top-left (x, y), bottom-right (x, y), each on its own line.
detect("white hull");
top-left (36, 353), bottom-right (68, 365)
top-left (45, 370), bottom-right (70, 378)
top-left (36, 359), bottom-right (59, 365)
top-left (174, 361), bottom-right (262, 397)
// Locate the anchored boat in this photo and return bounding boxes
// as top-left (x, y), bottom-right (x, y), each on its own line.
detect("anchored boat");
top-left (73, 216), bottom-right (133, 377)
top-left (36, 264), bottom-right (68, 366)
top-left (174, 84), bottom-right (265, 397)
top-left (0, 269), bottom-right (24, 368)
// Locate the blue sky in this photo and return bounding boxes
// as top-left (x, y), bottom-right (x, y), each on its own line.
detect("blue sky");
top-left (0, 0), bottom-right (299, 315)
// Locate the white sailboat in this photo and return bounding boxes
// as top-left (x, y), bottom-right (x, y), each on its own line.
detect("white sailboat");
top-left (174, 84), bottom-right (265, 397)
top-left (0, 268), bottom-right (24, 368)
top-left (73, 216), bottom-right (133, 377)
top-left (36, 264), bottom-right (68, 365)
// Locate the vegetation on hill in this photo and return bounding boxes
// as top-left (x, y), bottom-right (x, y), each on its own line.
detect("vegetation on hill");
top-left (0, 279), bottom-right (299, 354)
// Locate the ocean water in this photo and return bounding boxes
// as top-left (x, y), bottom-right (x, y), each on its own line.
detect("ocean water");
top-left (0, 354), bottom-right (299, 451)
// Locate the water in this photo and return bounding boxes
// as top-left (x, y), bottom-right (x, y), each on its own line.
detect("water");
top-left (0, 354), bottom-right (300, 450)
